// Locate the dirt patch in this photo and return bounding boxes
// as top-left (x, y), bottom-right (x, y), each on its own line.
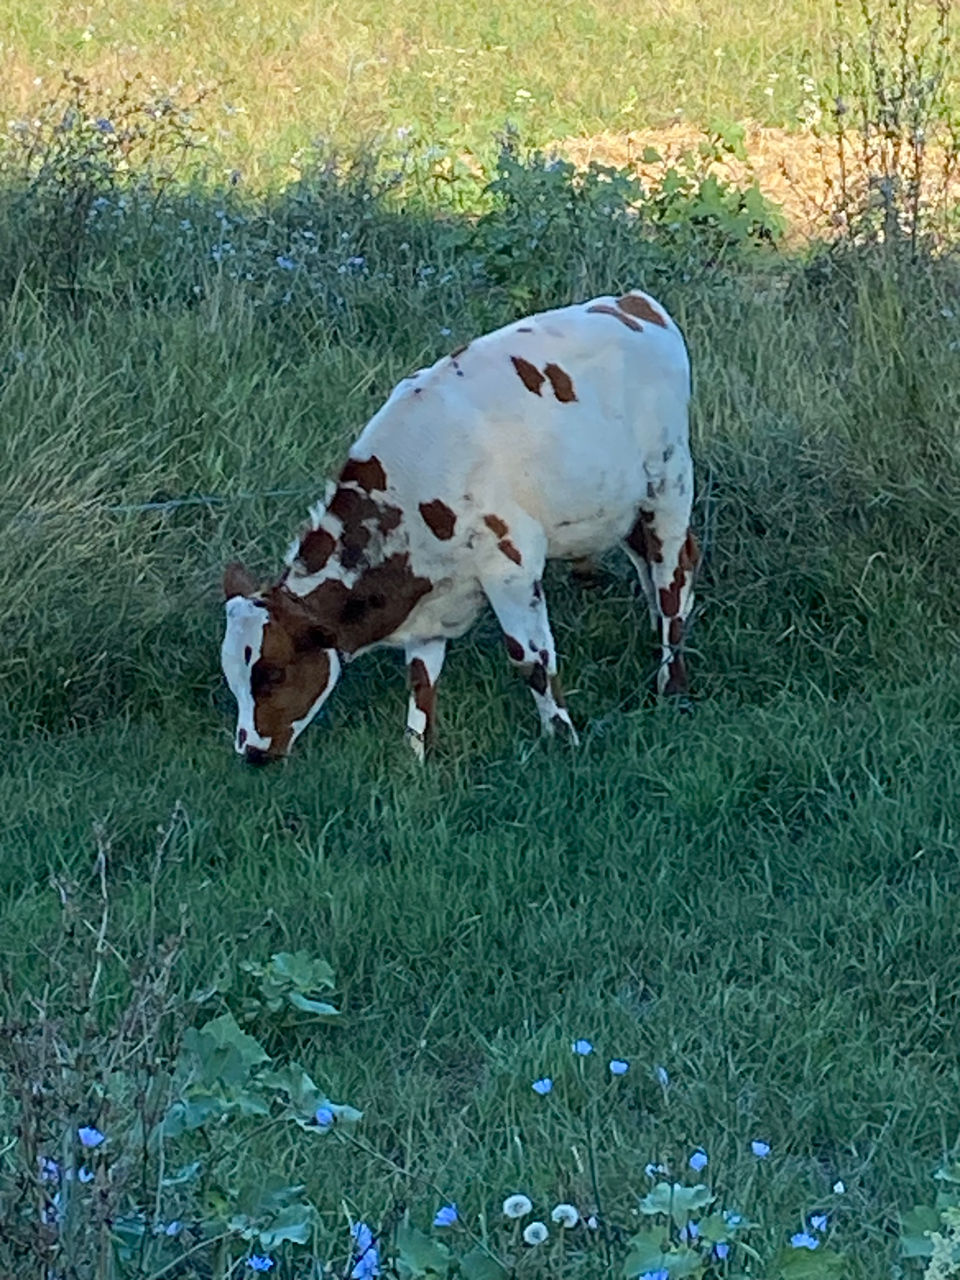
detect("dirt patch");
top-left (555, 121), bottom-right (960, 242)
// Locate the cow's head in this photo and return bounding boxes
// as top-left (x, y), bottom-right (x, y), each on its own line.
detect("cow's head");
top-left (220, 562), bottom-right (341, 764)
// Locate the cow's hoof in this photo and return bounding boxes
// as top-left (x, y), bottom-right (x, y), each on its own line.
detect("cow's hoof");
top-left (404, 728), bottom-right (426, 763)
top-left (549, 713), bottom-right (581, 746)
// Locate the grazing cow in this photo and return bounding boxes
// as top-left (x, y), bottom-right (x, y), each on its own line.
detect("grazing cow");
top-left (221, 289), bottom-right (699, 764)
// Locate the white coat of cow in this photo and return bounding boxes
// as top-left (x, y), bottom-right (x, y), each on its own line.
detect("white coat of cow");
top-left (221, 289), bottom-right (699, 763)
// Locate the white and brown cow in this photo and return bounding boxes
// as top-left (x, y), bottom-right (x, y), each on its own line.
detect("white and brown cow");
top-left (221, 289), bottom-right (699, 763)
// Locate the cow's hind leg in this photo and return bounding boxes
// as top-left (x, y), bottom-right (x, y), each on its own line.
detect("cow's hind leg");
top-left (404, 637), bottom-right (446, 762)
top-left (482, 574), bottom-right (579, 744)
top-left (623, 498), bottom-right (699, 698)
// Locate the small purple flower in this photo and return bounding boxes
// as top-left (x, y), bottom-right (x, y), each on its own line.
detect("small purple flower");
top-left (532, 1077), bottom-right (553, 1096)
top-left (275, 255), bottom-right (297, 270)
top-left (433, 1204), bottom-right (458, 1227)
top-left (78, 1126), bottom-right (105, 1149)
top-left (609, 1059), bottom-right (629, 1076)
top-left (164, 1220), bottom-right (182, 1236)
top-left (352, 1248), bottom-right (380, 1280)
top-left (351, 1223), bottom-right (374, 1253)
top-left (345, 255), bottom-right (366, 270)
top-left (790, 1232), bottom-right (819, 1250)
top-left (248, 1258), bottom-right (274, 1273)
top-left (689, 1149), bottom-right (708, 1173)
top-left (640, 1271), bottom-right (669, 1280)
top-left (683, 1221), bottom-right (699, 1240)
top-left (314, 1106), bottom-right (334, 1129)
top-left (655, 1064), bottom-right (669, 1087)
top-left (78, 1166), bottom-right (95, 1183)
top-left (572, 1039), bottom-right (593, 1056)
top-left (751, 1140), bottom-right (771, 1158)
top-left (95, 118), bottom-right (114, 133)
top-left (810, 1214), bottom-right (828, 1232)
top-left (40, 1157), bottom-right (60, 1182)
top-left (715, 1242), bottom-right (730, 1259)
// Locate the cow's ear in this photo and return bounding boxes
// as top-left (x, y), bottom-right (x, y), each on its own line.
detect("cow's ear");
top-left (223, 561), bottom-right (258, 599)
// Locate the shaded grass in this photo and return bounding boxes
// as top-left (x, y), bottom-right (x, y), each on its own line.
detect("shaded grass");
top-left (2, 159), bottom-right (960, 1274)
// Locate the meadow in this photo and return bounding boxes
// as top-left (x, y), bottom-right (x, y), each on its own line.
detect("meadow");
top-left (2, 2), bottom-right (960, 1278)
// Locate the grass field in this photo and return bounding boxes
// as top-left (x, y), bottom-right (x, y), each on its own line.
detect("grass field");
top-left (2, 2), bottom-right (960, 1278)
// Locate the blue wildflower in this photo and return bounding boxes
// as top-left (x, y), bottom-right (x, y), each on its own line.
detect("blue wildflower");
top-left (78, 1167), bottom-right (95, 1183)
top-left (40, 1157), bottom-right (60, 1182)
top-left (164, 1220), bottom-right (182, 1236)
top-left (790, 1232), bottom-right (819, 1250)
top-left (351, 1223), bottom-right (373, 1252)
top-left (751, 1140), bottom-right (771, 1158)
top-left (433, 1204), bottom-right (458, 1227)
top-left (609, 1059), bottom-right (629, 1076)
top-left (275, 255), bottom-right (297, 270)
top-left (689, 1149), bottom-right (708, 1173)
top-left (715, 1242), bottom-right (730, 1259)
top-left (640, 1271), bottom-right (669, 1280)
top-left (95, 118), bottom-right (114, 133)
top-left (532, 1077), bottom-right (553, 1096)
top-left (810, 1214), bottom-right (828, 1232)
top-left (248, 1258), bottom-right (274, 1273)
top-left (572, 1039), bottom-right (593, 1056)
top-left (314, 1106), bottom-right (335, 1129)
top-left (351, 1222), bottom-right (379, 1279)
top-left (78, 1127), bottom-right (105, 1149)
top-left (655, 1064), bottom-right (669, 1087)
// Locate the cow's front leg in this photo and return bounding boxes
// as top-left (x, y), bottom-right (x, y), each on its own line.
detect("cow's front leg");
top-left (482, 574), bottom-right (579, 745)
top-left (404, 637), bottom-right (447, 762)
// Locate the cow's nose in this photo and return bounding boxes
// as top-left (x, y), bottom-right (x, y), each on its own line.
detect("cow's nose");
top-left (244, 745), bottom-right (271, 767)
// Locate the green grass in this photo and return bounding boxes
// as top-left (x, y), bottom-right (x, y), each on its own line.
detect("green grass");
top-left (1, 146), bottom-right (960, 1276)
top-left (2, 2), bottom-right (960, 1270)
top-left (0, 0), bottom-right (887, 179)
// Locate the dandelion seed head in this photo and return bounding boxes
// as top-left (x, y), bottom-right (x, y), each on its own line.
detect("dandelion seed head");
top-left (551, 1203), bottom-right (579, 1228)
top-left (833, 1180), bottom-right (846, 1195)
top-left (503, 1194), bottom-right (533, 1219)
top-left (522, 1221), bottom-right (548, 1245)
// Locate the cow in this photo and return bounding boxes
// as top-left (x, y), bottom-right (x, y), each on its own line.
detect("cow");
top-left (220, 288), bottom-right (699, 764)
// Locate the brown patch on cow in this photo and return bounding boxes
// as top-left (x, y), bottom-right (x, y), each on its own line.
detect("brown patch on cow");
top-left (511, 355), bottom-right (545, 395)
top-left (528, 663), bottom-right (549, 696)
top-left (297, 527), bottom-right (336, 573)
top-left (658, 567), bottom-right (685, 618)
top-left (484, 513), bottom-right (509, 539)
top-left (408, 657), bottom-right (436, 736)
top-left (419, 499), bottom-right (457, 541)
top-left (247, 611), bottom-right (334, 758)
top-left (544, 362), bottom-right (577, 403)
top-left (450, 343), bottom-right (468, 359)
top-left (618, 293), bottom-right (668, 328)
top-left (625, 511), bottom-right (664, 565)
top-left (586, 303), bottom-right (642, 332)
top-left (505, 635), bottom-right (525, 663)
top-left (340, 454), bottom-right (387, 492)
top-left (679, 529), bottom-right (701, 572)
top-left (498, 539), bottom-right (522, 566)
top-left (327, 484), bottom-right (403, 567)
top-left (668, 615), bottom-right (684, 647)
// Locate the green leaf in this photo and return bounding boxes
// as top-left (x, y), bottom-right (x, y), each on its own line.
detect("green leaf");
top-left (287, 991), bottom-right (341, 1017)
top-left (697, 1213), bottom-right (730, 1244)
top-left (641, 146), bottom-right (663, 164)
top-left (900, 1204), bottom-right (940, 1257)
top-left (636, 1182), bottom-right (714, 1225)
top-left (270, 950), bottom-right (336, 991)
top-left (395, 1222), bottom-right (451, 1276)
top-left (623, 1229), bottom-right (672, 1276)
top-left (459, 1246), bottom-right (509, 1280)
top-left (773, 1245), bottom-right (846, 1278)
top-left (935, 1163), bottom-right (960, 1186)
top-left (257, 1203), bottom-right (317, 1248)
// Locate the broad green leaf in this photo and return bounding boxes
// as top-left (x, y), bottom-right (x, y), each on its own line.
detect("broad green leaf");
top-left (459, 1246), bottom-right (509, 1280)
top-left (900, 1204), bottom-right (939, 1257)
top-left (624, 1229), bottom-right (672, 1276)
top-left (287, 991), bottom-right (341, 1017)
top-left (697, 1213), bottom-right (730, 1244)
top-left (258, 1203), bottom-right (317, 1248)
top-left (270, 950), bottom-right (336, 990)
top-left (641, 147), bottom-right (663, 164)
top-left (396, 1222), bottom-right (451, 1276)
top-left (773, 1245), bottom-right (846, 1278)
top-left (637, 1182), bottom-right (713, 1225)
